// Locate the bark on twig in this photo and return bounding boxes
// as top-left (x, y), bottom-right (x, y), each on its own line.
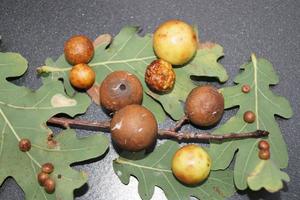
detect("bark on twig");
top-left (47, 117), bottom-right (110, 130)
top-left (47, 117), bottom-right (269, 141)
top-left (158, 129), bottom-right (269, 141)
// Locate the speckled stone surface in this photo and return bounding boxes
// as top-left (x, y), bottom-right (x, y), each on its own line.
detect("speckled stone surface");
top-left (0, 0), bottom-right (299, 199)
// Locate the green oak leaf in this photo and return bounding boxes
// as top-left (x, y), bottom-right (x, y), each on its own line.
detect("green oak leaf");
top-left (247, 160), bottom-right (290, 192)
top-left (113, 141), bottom-right (235, 200)
top-left (209, 54), bottom-right (293, 192)
top-left (0, 52), bottom-right (109, 199)
top-left (39, 26), bottom-right (228, 121)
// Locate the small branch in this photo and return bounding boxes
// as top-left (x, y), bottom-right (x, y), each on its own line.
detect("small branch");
top-left (172, 115), bottom-right (189, 132)
top-left (47, 117), bottom-right (110, 131)
top-left (47, 117), bottom-right (269, 141)
top-left (158, 130), bottom-right (269, 141)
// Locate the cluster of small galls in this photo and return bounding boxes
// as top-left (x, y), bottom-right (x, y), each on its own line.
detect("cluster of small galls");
top-left (37, 163), bottom-right (56, 193)
top-left (240, 84), bottom-right (271, 160)
top-left (258, 140), bottom-right (271, 160)
top-left (65, 35), bottom-right (96, 90)
top-left (18, 139), bottom-right (56, 193)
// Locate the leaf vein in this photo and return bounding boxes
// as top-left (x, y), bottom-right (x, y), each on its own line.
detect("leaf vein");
top-left (258, 88), bottom-right (280, 109)
top-left (213, 122), bottom-right (248, 164)
top-left (161, 172), bottom-right (181, 200)
top-left (151, 143), bottom-right (175, 167)
top-left (240, 140), bottom-right (259, 184)
top-left (108, 33), bottom-right (135, 61)
top-left (0, 123), bottom-right (7, 160)
top-left (139, 168), bottom-right (149, 197)
top-left (135, 37), bottom-right (151, 58)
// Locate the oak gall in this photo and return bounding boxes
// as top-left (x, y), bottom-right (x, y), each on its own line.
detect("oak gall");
top-left (259, 149), bottom-right (271, 160)
top-left (172, 144), bottom-right (211, 185)
top-left (145, 59), bottom-right (175, 93)
top-left (42, 163), bottom-right (54, 174)
top-left (243, 111), bottom-right (256, 123)
top-left (110, 105), bottom-right (157, 152)
top-left (258, 140), bottom-right (270, 150)
top-left (64, 35), bottom-right (94, 65)
top-left (153, 19), bottom-right (198, 65)
top-left (100, 71), bottom-right (143, 112)
top-left (241, 84), bottom-right (251, 93)
top-left (69, 63), bottom-right (95, 90)
top-left (44, 178), bottom-right (56, 194)
top-left (185, 85), bottom-right (224, 127)
top-left (19, 138), bottom-right (31, 152)
top-left (37, 172), bottom-right (49, 186)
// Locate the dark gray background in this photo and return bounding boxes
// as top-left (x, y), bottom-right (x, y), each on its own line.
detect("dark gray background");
top-left (0, 0), bottom-right (299, 199)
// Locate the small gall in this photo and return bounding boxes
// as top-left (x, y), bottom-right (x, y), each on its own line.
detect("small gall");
top-left (243, 111), bottom-right (256, 123)
top-left (258, 140), bottom-right (270, 150)
top-left (69, 64), bottom-right (95, 90)
top-left (241, 84), bottom-right (251, 93)
top-left (37, 172), bottom-right (49, 186)
top-left (145, 59), bottom-right (176, 93)
top-left (42, 163), bottom-right (54, 174)
top-left (44, 178), bottom-right (56, 194)
top-left (19, 138), bottom-right (31, 152)
top-left (64, 35), bottom-right (94, 65)
top-left (259, 149), bottom-right (270, 160)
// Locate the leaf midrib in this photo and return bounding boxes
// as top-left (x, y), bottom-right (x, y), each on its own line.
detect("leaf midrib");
top-left (116, 158), bottom-right (172, 173)
top-left (0, 107), bottom-right (41, 168)
top-left (45, 56), bottom-right (157, 73)
top-left (0, 107), bottom-right (77, 183)
top-left (252, 54), bottom-right (260, 130)
top-left (30, 160), bottom-right (48, 200)
top-left (0, 100), bottom-right (86, 110)
top-left (0, 124), bottom-right (7, 160)
top-left (32, 144), bottom-right (98, 152)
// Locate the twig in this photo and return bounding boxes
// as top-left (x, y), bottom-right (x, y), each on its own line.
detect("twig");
top-left (47, 117), bottom-right (110, 130)
top-left (172, 115), bottom-right (189, 132)
top-left (47, 117), bottom-right (269, 141)
top-left (158, 129), bottom-right (269, 141)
